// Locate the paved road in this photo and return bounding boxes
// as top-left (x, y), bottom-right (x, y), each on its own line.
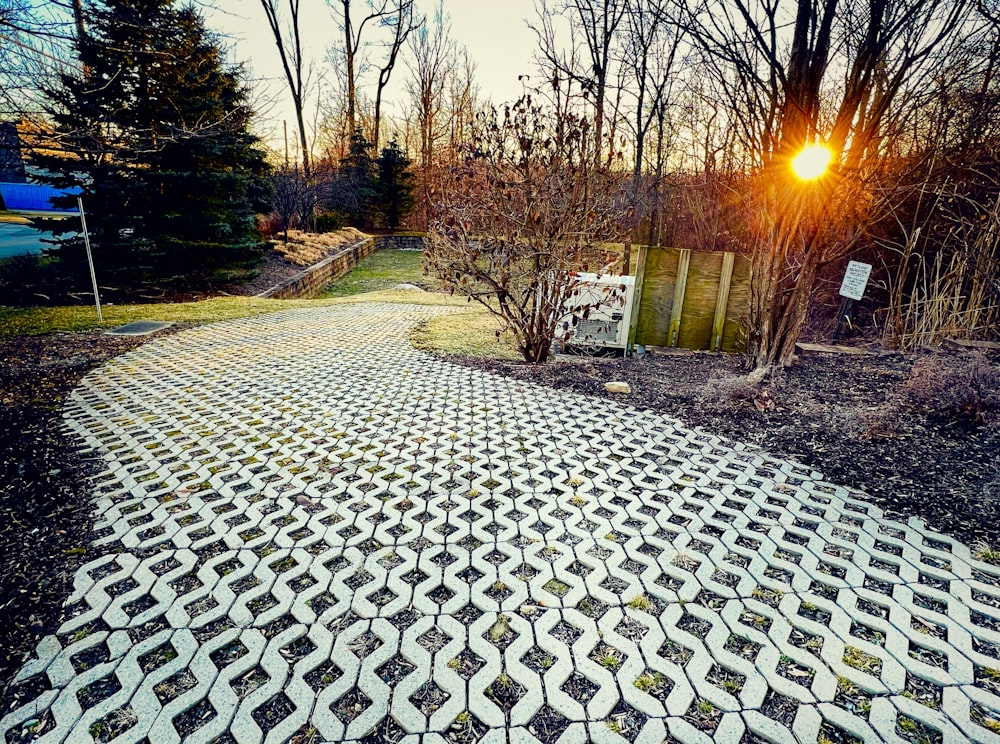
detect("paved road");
top-left (3, 304), bottom-right (1000, 744)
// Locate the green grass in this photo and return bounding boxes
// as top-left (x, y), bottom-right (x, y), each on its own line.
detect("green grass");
top-left (410, 306), bottom-right (521, 360)
top-left (0, 246), bottom-right (524, 363)
top-left (0, 290), bottom-right (475, 338)
top-left (0, 296), bottom-right (332, 337)
top-left (318, 249), bottom-right (431, 297)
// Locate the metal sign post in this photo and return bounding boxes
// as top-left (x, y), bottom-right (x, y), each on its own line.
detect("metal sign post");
top-left (833, 260), bottom-right (872, 342)
top-left (77, 196), bottom-right (102, 322)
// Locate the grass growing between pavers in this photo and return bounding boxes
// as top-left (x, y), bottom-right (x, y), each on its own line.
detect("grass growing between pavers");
top-left (0, 291), bottom-right (474, 338)
top-left (318, 248), bottom-right (433, 297)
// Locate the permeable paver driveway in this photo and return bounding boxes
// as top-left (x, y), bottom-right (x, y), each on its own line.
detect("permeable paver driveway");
top-left (3, 304), bottom-right (1000, 744)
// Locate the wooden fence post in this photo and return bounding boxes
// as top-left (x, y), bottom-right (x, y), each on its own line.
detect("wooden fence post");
top-left (711, 252), bottom-right (736, 351)
top-left (668, 249), bottom-right (691, 347)
top-left (627, 245), bottom-right (649, 352)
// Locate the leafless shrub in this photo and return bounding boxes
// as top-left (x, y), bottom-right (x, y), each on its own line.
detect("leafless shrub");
top-left (698, 372), bottom-right (765, 410)
top-left (903, 351), bottom-right (1000, 425)
top-left (426, 97), bottom-right (630, 363)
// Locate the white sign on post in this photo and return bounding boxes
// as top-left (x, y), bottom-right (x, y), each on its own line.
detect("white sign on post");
top-left (839, 261), bottom-right (872, 301)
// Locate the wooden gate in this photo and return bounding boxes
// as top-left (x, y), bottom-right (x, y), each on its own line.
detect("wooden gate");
top-left (627, 246), bottom-right (750, 352)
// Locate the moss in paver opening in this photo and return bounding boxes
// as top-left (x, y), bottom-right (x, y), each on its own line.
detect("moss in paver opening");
top-left (634, 670), bottom-right (672, 701)
top-left (776, 654), bottom-right (815, 686)
top-left (902, 672), bottom-right (942, 709)
top-left (591, 644), bottom-right (625, 671)
top-left (971, 701), bottom-right (1000, 734)
top-left (842, 645), bottom-right (882, 677)
top-left (895, 714), bottom-right (942, 744)
top-left (627, 594), bottom-right (653, 611)
top-left (485, 672), bottom-right (526, 712)
top-left (974, 541), bottom-right (1000, 565)
top-left (834, 675), bottom-right (872, 717)
top-left (706, 663), bottom-right (746, 696)
top-left (542, 578), bottom-right (571, 597)
top-left (725, 633), bottom-right (762, 662)
top-left (685, 698), bottom-right (721, 733)
top-left (88, 705), bottom-right (138, 742)
top-left (448, 710), bottom-right (489, 743)
top-left (978, 665), bottom-right (1000, 697)
top-left (521, 645), bottom-right (556, 673)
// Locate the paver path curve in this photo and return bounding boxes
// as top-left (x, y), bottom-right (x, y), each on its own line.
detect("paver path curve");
top-left (4, 304), bottom-right (1000, 744)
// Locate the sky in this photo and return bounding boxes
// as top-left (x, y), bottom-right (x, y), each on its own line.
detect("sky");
top-left (203, 0), bottom-right (541, 148)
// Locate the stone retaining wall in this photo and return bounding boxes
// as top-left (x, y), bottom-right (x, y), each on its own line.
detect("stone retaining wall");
top-left (258, 237), bottom-right (377, 299)
top-left (374, 234), bottom-right (426, 251)
top-left (257, 234), bottom-right (428, 300)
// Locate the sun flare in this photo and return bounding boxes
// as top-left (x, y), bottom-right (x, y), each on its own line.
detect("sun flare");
top-left (791, 144), bottom-right (833, 181)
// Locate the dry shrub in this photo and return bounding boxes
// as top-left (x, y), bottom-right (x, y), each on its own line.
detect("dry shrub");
top-left (698, 372), bottom-right (766, 409)
top-left (903, 351), bottom-right (1000, 426)
top-left (270, 228), bottom-right (370, 266)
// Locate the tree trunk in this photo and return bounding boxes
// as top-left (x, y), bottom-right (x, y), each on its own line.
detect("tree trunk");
top-left (294, 94), bottom-right (310, 177)
top-left (745, 174), bottom-right (827, 371)
top-left (72, 0), bottom-right (86, 42)
top-left (343, 0), bottom-right (356, 136)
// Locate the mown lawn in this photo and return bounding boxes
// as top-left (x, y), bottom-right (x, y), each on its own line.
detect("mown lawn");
top-left (319, 248), bottom-right (433, 297)
top-left (0, 291), bottom-right (476, 338)
top-left (0, 247), bottom-right (522, 359)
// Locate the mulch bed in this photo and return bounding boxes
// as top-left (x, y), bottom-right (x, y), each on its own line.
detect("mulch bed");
top-left (0, 329), bottom-right (186, 703)
top-left (1, 327), bottom-right (998, 702)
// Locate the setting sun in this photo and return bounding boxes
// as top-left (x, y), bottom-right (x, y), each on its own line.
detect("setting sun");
top-left (791, 144), bottom-right (833, 180)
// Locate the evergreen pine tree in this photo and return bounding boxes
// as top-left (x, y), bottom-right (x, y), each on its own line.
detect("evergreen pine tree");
top-left (31, 0), bottom-right (269, 288)
top-left (375, 139), bottom-right (415, 230)
top-left (332, 129), bottom-right (377, 228)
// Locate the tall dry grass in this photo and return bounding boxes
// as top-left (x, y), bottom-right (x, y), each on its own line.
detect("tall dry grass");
top-left (882, 188), bottom-right (1000, 350)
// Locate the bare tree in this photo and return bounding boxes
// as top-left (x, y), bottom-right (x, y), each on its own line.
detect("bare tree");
top-left (0, 0), bottom-right (78, 121)
top-left (680, 0), bottom-right (974, 371)
top-left (329, 0), bottom-right (419, 148)
top-left (531, 0), bottom-right (629, 167)
top-left (405, 0), bottom-right (454, 173)
top-left (620, 0), bottom-right (679, 183)
top-left (426, 98), bottom-right (630, 363)
top-left (404, 1), bottom-right (456, 228)
top-left (269, 164), bottom-right (317, 243)
top-left (259, 0), bottom-right (312, 176)
top-left (445, 48), bottom-right (478, 162)
top-left (371, 0), bottom-right (419, 150)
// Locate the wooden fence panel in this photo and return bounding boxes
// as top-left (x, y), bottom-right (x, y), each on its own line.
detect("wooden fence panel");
top-left (633, 247), bottom-right (680, 346)
top-left (633, 246), bottom-right (750, 352)
top-left (677, 250), bottom-right (723, 350)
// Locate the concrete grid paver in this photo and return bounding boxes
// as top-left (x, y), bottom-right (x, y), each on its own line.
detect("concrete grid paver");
top-left (3, 303), bottom-right (1000, 743)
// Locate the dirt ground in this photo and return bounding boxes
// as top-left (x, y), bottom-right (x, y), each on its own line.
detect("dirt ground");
top-left (1, 329), bottom-right (998, 701)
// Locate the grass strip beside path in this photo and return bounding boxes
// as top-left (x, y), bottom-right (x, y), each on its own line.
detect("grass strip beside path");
top-left (411, 306), bottom-right (521, 360)
top-left (0, 291), bottom-right (469, 338)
